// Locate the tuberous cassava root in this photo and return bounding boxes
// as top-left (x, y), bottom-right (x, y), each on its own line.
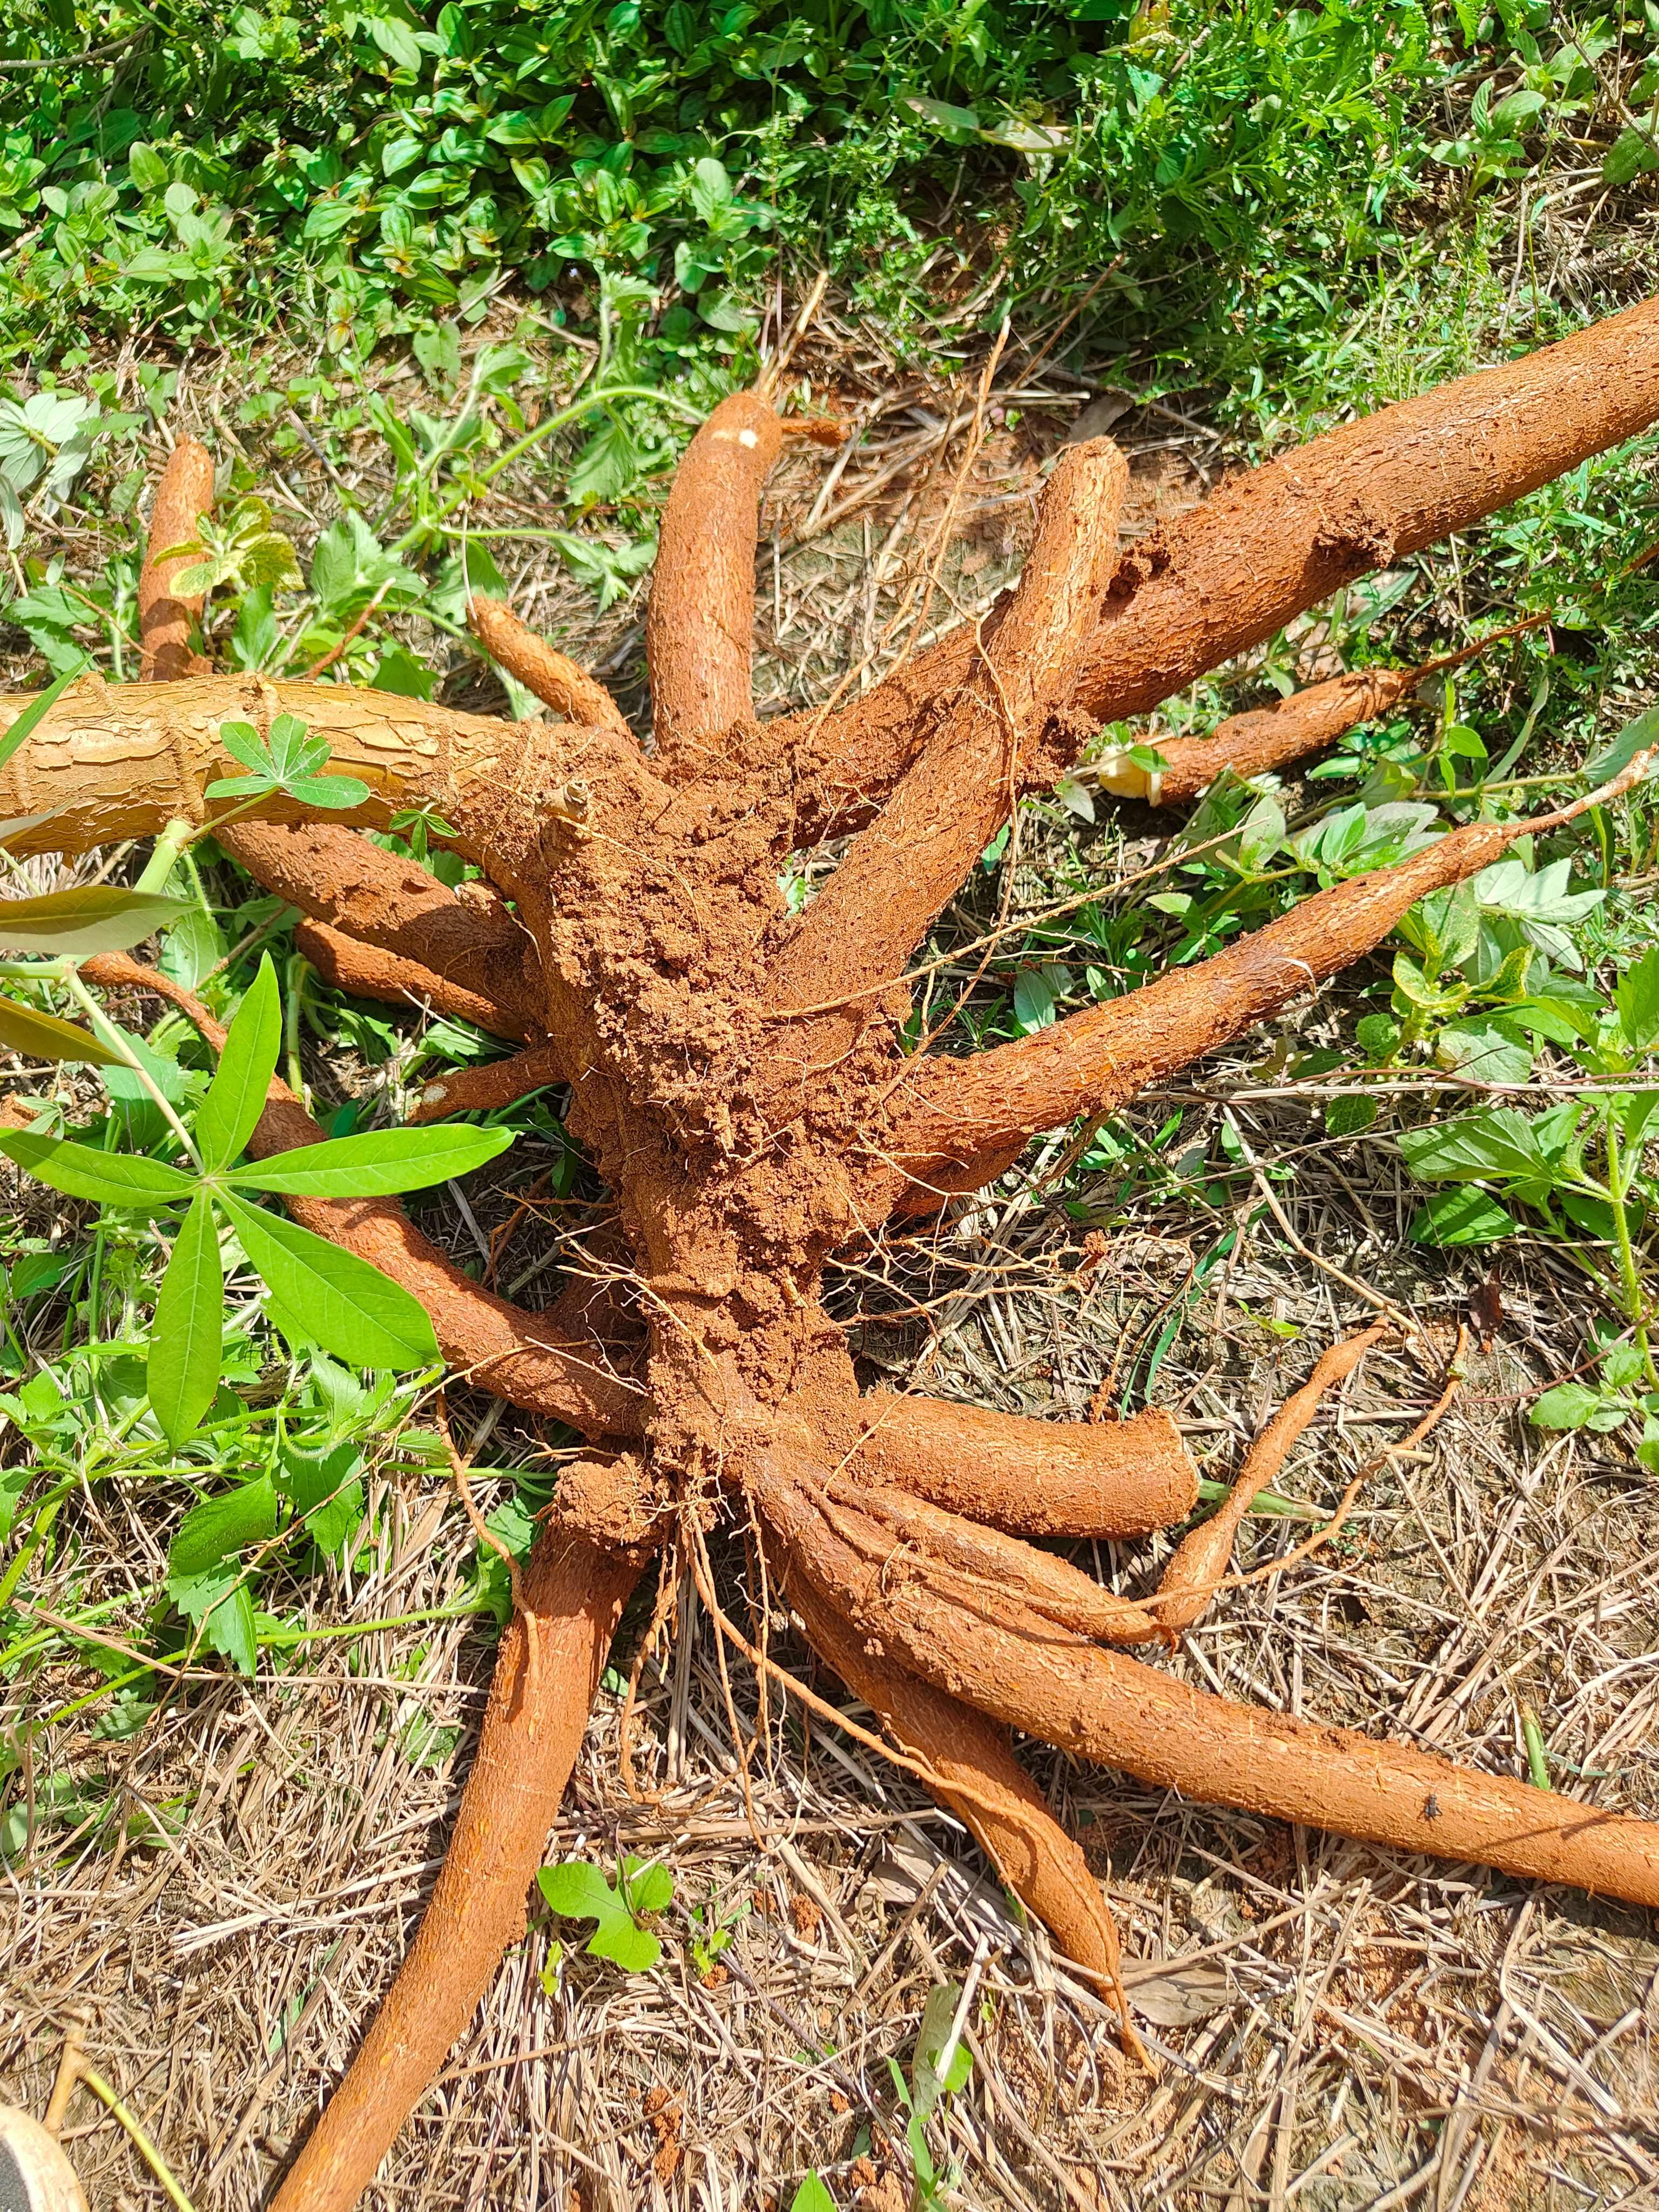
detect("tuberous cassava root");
top-left (10, 299), bottom-right (1657, 2211)
top-left (760, 1453), bottom-right (1659, 1907)
top-left (1103, 620), bottom-right (1547, 806)
top-left (790, 294), bottom-right (1659, 839)
top-left (293, 920), bottom-right (539, 1043)
top-left (646, 390), bottom-right (784, 764)
top-left (468, 596), bottom-right (632, 734)
top-left (138, 436), bottom-right (215, 682)
top-left (786, 1570), bottom-right (1144, 2052)
top-left (269, 1522), bottom-right (643, 2212)
top-left (412, 1038), bottom-right (564, 1124)
top-left (887, 756), bottom-right (1653, 1207)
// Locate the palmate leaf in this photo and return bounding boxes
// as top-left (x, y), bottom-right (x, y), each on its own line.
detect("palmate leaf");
top-left (0, 1131), bottom-right (195, 1210)
top-left (197, 953), bottom-right (281, 1170)
top-left (217, 1187), bottom-right (440, 1368)
top-left (0, 886), bottom-right (188, 955)
top-left (0, 997), bottom-right (128, 1067)
top-left (148, 1191), bottom-right (225, 1447)
top-left (226, 1122), bottom-right (514, 1197)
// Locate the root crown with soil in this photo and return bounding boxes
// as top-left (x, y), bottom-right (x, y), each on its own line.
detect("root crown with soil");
top-left (9, 298), bottom-right (1659, 2209)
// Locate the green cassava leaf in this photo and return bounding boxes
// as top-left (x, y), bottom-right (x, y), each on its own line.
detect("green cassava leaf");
top-left (0, 886), bottom-right (188, 955)
top-left (225, 1122), bottom-right (514, 1197)
top-left (197, 952), bottom-right (281, 1170)
top-left (0, 998), bottom-right (129, 1068)
top-left (147, 1192), bottom-right (225, 1447)
top-left (0, 1131), bottom-right (195, 1210)
top-left (217, 1187), bottom-right (440, 1367)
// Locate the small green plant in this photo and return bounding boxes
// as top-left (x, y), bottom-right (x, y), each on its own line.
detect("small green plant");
top-left (206, 714), bottom-right (371, 812)
top-left (686, 1886), bottom-right (748, 1978)
top-left (537, 1852), bottom-right (674, 1972)
top-left (888, 1982), bottom-right (974, 2210)
top-left (0, 954), bottom-right (513, 1444)
top-left (788, 2176), bottom-right (838, 2212)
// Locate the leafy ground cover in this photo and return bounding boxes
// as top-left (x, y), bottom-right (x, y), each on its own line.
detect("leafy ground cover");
top-left (1, 3), bottom-right (1659, 2208)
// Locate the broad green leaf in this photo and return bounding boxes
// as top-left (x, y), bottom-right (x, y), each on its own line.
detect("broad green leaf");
top-left (0, 997), bottom-right (128, 1068)
top-left (899, 93), bottom-right (981, 139)
top-left (160, 907), bottom-right (227, 989)
top-left (1408, 1187), bottom-right (1518, 1246)
top-left (0, 887), bottom-right (188, 955)
top-left (789, 2177), bottom-right (837, 2212)
top-left (0, 1131), bottom-right (195, 1210)
top-left (276, 1439), bottom-right (365, 1556)
top-left (1615, 948), bottom-right (1659, 1057)
top-left (226, 1122), bottom-right (514, 1197)
top-left (168, 1473), bottom-right (279, 1579)
top-left (148, 1193), bottom-right (225, 1448)
top-left (218, 1188), bottom-right (440, 1367)
top-left (0, 657), bottom-right (93, 776)
top-left (1397, 1107), bottom-right (1547, 1183)
top-left (1529, 1381), bottom-right (1607, 1431)
top-left (1433, 1017), bottom-right (1533, 1086)
top-left (1603, 125), bottom-right (1659, 187)
top-left (1325, 1096), bottom-right (1379, 1137)
top-left (198, 953), bottom-right (281, 1170)
top-left (538, 1856), bottom-right (665, 1971)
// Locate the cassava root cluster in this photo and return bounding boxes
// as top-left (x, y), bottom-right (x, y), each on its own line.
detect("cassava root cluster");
top-left (6, 293), bottom-right (1659, 2209)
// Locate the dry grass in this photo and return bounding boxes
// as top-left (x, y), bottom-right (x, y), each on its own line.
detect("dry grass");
top-left (4, 293), bottom-right (1659, 2212)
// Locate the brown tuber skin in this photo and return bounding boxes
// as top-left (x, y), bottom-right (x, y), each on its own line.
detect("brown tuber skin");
top-left (8, 305), bottom-right (1659, 2208)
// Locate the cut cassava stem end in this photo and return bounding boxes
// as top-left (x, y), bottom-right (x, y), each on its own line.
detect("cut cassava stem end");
top-left (138, 435), bottom-right (215, 682)
top-left (789, 295), bottom-right (1659, 840)
top-left (468, 596), bottom-right (631, 734)
top-left (268, 1523), bottom-right (642, 2212)
top-left (888, 754), bottom-right (1655, 1209)
top-left (646, 390), bottom-right (784, 765)
top-left (787, 1570), bottom-right (1148, 2061)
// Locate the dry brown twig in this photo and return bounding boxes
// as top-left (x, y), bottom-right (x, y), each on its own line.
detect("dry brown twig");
top-left (5, 295), bottom-right (1659, 2209)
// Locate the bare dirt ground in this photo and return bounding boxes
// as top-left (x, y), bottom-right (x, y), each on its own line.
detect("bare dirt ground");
top-left (3, 295), bottom-right (1658, 2211)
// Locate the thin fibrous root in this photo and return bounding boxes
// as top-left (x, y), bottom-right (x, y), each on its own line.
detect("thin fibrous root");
top-left (1103, 619), bottom-right (1547, 806)
top-left (468, 596), bottom-right (632, 734)
top-left (268, 1521), bottom-right (643, 2212)
top-left (294, 919), bottom-right (539, 1045)
top-left (786, 1567), bottom-right (1149, 2065)
top-left (412, 1039), bottom-right (564, 1124)
top-left (800, 1390), bottom-right (1197, 1539)
top-left (80, 953), bottom-right (637, 1435)
top-left (138, 435), bottom-right (215, 682)
top-left (765, 437), bottom-right (1127, 1078)
top-left (886, 752), bottom-right (1655, 1209)
top-left (785, 294), bottom-right (1659, 842)
top-left (1120, 1324), bottom-right (1386, 1643)
top-left (221, 818), bottom-right (542, 1016)
top-left (645, 390), bottom-right (784, 768)
top-left (758, 1451), bottom-right (1659, 1907)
